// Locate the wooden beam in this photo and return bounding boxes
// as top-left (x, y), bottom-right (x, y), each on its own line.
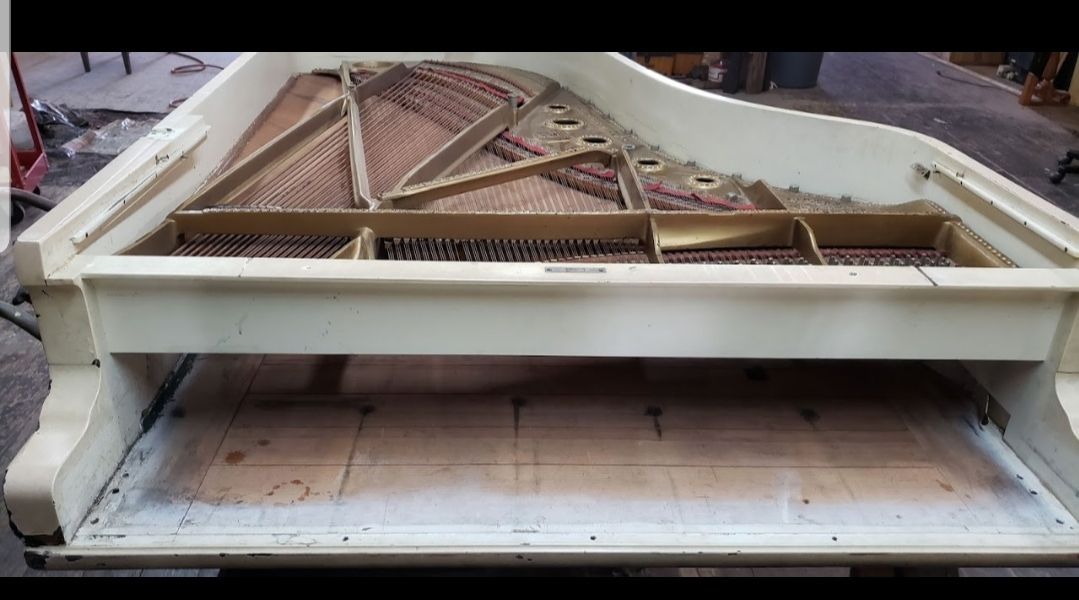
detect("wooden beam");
top-left (745, 52), bottom-right (768, 94)
top-left (343, 62), bottom-right (412, 208)
top-left (792, 217), bottom-right (827, 265)
top-left (165, 209), bottom-right (651, 241)
top-left (351, 62), bottom-right (410, 104)
top-left (329, 227), bottom-right (377, 259)
top-left (337, 61), bottom-right (353, 96)
top-left (381, 147), bottom-right (614, 209)
top-left (393, 103), bottom-right (514, 190)
top-left (181, 95), bottom-right (347, 210)
top-left (391, 80), bottom-right (563, 192)
top-left (516, 80), bottom-right (562, 122)
top-left (339, 61), bottom-right (373, 207)
top-left (357, 227), bottom-right (378, 259)
top-left (346, 92), bottom-right (374, 208)
top-left (646, 216), bottom-right (663, 263)
top-left (614, 148), bottom-right (649, 210)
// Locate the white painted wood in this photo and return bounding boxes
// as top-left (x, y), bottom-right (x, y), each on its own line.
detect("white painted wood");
top-left (3, 365), bottom-right (103, 536)
top-left (964, 298), bottom-right (1079, 522)
top-left (14, 53), bottom-right (291, 285)
top-left (81, 261), bottom-right (1066, 360)
top-left (32, 531), bottom-right (1079, 570)
top-left (7, 52), bottom-right (1079, 565)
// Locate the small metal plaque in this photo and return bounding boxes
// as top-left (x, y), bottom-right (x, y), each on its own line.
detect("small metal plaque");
top-left (544, 266), bottom-right (607, 274)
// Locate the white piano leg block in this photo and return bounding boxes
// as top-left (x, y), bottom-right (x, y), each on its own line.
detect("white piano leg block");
top-left (5, 284), bottom-right (179, 542)
top-left (965, 299), bottom-right (1079, 519)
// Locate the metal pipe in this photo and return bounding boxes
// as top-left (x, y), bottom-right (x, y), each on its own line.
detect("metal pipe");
top-left (7, 187), bottom-right (58, 211)
top-left (0, 300), bottom-right (41, 340)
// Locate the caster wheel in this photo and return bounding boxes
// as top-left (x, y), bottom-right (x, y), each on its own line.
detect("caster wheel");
top-left (10, 201), bottom-right (24, 226)
top-left (12, 287), bottom-right (30, 306)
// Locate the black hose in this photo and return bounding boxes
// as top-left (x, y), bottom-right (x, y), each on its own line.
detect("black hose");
top-left (8, 188), bottom-right (58, 212)
top-left (0, 300), bottom-right (41, 340)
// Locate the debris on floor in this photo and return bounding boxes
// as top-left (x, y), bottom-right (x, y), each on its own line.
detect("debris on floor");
top-left (26, 100), bottom-right (167, 193)
top-left (30, 98), bottom-right (88, 129)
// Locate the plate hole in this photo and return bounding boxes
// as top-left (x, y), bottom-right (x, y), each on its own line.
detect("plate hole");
top-left (635, 157), bottom-right (664, 172)
top-left (546, 103), bottom-right (570, 113)
top-left (688, 174), bottom-right (722, 189)
top-left (578, 135), bottom-right (611, 147)
top-left (547, 118), bottom-right (584, 130)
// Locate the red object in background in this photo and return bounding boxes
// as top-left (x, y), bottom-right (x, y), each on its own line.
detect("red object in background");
top-left (7, 53), bottom-right (48, 192)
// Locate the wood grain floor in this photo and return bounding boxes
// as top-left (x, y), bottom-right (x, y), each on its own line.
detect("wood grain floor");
top-left (64, 355), bottom-right (1077, 571)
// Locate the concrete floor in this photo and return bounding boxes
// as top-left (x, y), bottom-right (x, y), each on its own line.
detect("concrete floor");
top-left (733, 52), bottom-right (1079, 214)
top-left (2, 52), bottom-right (1078, 577)
top-left (16, 52), bottom-right (242, 113)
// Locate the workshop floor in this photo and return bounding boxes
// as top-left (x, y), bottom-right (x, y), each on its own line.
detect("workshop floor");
top-left (1, 51), bottom-right (1078, 577)
top-left (735, 52), bottom-right (1079, 215)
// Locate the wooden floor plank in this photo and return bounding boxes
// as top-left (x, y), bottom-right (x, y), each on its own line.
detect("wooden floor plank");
top-left (69, 356), bottom-right (1078, 551)
top-left (346, 433), bottom-right (930, 468)
top-left (77, 355), bottom-right (263, 537)
top-left (895, 385), bottom-right (1077, 531)
top-left (180, 465), bottom-right (346, 534)
top-left (213, 427), bottom-right (356, 466)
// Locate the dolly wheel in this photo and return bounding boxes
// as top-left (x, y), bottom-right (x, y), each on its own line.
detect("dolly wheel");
top-left (10, 201), bottom-right (24, 227)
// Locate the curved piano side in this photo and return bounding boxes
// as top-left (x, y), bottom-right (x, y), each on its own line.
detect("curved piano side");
top-left (4, 52), bottom-right (292, 542)
top-left (965, 297), bottom-right (1079, 517)
top-left (4, 282), bottom-right (180, 541)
